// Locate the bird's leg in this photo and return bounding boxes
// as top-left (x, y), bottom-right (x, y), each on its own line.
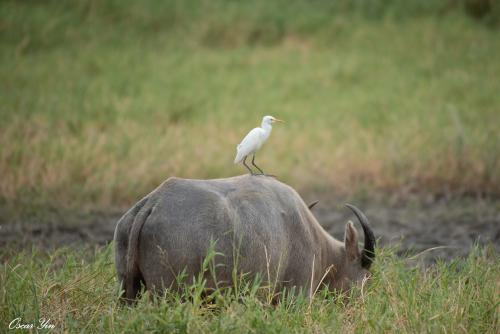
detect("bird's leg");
top-left (242, 156), bottom-right (255, 175)
top-left (251, 154), bottom-right (265, 175)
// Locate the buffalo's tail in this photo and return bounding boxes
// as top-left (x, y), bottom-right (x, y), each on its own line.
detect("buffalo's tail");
top-left (123, 202), bottom-right (154, 304)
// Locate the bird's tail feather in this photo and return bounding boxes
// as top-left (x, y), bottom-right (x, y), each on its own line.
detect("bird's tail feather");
top-left (234, 149), bottom-right (244, 164)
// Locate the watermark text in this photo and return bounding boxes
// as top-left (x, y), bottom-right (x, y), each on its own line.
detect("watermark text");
top-left (8, 317), bottom-right (55, 330)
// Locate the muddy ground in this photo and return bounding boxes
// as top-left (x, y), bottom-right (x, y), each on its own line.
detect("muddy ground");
top-left (1, 195), bottom-right (499, 265)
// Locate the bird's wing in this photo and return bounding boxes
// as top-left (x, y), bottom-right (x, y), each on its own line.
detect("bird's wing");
top-left (238, 128), bottom-right (262, 149)
top-left (234, 127), bottom-right (262, 163)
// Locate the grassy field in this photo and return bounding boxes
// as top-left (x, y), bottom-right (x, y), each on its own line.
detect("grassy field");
top-left (1, 246), bottom-right (498, 333)
top-left (1, 0), bottom-right (500, 216)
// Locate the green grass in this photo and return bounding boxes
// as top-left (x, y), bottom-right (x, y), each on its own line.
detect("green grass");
top-left (1, 245), bottom-right (498, 333)
top-left (1, 1), bottom-right (500, 215)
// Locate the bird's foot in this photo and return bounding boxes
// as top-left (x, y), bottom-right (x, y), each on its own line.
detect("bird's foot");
top-left (252, 173), bottom-right (277, 178)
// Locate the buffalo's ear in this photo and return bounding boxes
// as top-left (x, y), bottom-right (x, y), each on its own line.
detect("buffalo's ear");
top-left (344, 221), bottom-right (360, 261)
top-left (308, 200), bottom-right (319, 210)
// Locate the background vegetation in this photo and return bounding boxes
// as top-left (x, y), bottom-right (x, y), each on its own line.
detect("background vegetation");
top-left (1, 0), bottom-right (499, 216)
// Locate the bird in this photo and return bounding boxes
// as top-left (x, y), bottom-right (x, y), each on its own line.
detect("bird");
top-left (234, 115), bottom-right (284, 175)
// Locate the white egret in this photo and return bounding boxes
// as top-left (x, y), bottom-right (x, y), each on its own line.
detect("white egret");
top-left (234, 115), bottom-right (284, 175)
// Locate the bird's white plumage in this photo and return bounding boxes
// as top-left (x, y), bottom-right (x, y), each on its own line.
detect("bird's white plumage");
top-left (234, 115), bottom-right (281, 165)
top-left (234, 127), bottom-right (267, 163)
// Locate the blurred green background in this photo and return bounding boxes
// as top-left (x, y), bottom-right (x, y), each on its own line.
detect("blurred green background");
top-left (1, 0), bottom-right (499, 213)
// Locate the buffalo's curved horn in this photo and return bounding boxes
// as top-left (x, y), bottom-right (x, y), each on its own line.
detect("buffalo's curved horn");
top-left (308, 200), bottom-right (319, 210)
top-left (345, 203), bottom-right (376, 269)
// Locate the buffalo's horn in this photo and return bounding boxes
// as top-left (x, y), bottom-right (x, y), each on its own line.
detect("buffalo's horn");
top-left (345, 203), bottom-right (376, 269)
top-left (308, 200), bottom-right (320, 210)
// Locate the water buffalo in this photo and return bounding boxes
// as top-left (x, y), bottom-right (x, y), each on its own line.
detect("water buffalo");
top-left (114, 175), bottom-right (375, 304)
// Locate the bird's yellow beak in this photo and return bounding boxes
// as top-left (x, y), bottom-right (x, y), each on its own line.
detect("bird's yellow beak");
top-left (273, 118), bottom-right (285, 123)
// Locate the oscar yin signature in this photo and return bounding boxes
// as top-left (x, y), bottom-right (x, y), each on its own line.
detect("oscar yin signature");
top-left (9, 317), bottom-right (55, 330)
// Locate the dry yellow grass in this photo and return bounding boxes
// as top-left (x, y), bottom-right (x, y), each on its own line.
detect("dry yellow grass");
top-left (1, 113), bottom-right (498, 212)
